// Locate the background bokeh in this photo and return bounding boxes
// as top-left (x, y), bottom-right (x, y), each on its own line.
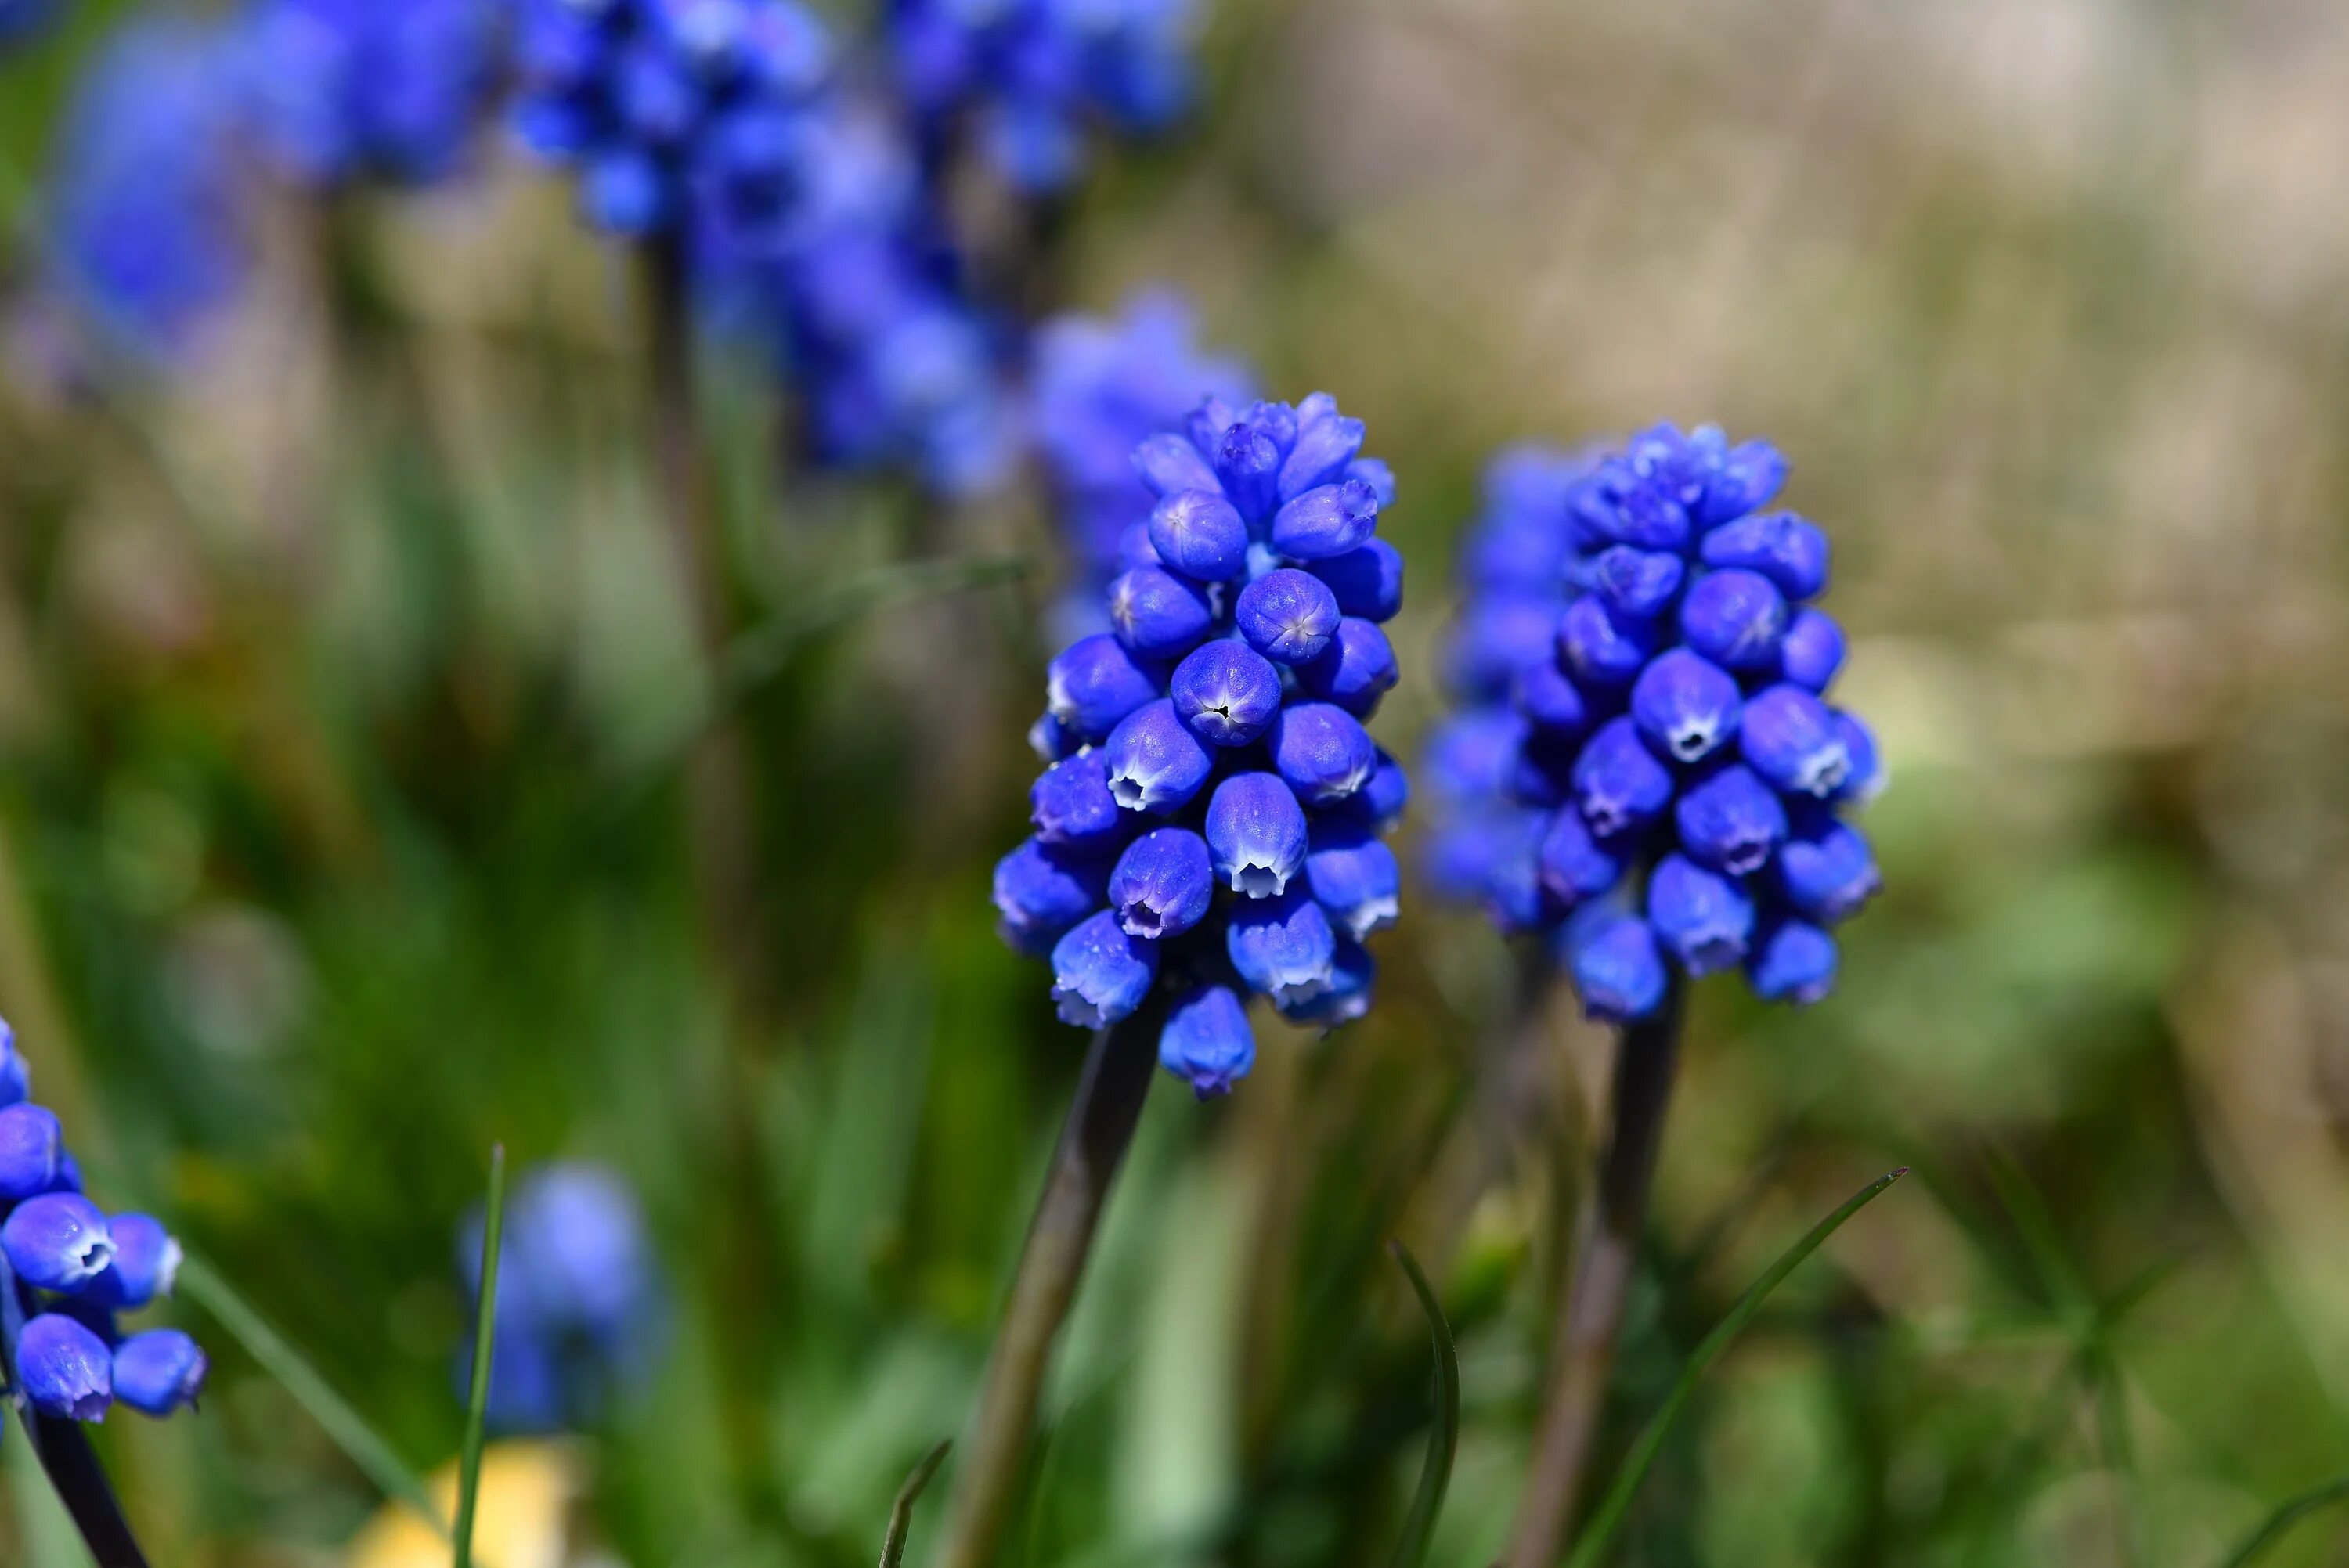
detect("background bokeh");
top-left (6, 0), bottom-right (2349, 1564)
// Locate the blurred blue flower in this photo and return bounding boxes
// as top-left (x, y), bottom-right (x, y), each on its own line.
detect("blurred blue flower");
top-left (892, 0), bottom-right (1199, 193)
top-left (460, 1161), bottom-right (667, 1433)
top-left (994, 394), bottom-right (1408, 1098)
top-left (1030, 294), bottom-right (1254, 614)
top-left (235, 0), bottom-right (503, 187)
top-left (42, 20), bottom-right (248, 366)
top-left (0, 1018), bottom-right (206, 1426)
top-left (1427, 426), bottom-right (1881, 1020)
top-left (0, 0), bottom-right (57, 51)
top-left (511, 0), bottom-right (832, 243)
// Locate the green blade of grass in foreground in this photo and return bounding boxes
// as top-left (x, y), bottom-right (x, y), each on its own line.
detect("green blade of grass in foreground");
top-left (453, 1144), bottom-right (509, 1568)
top-left (880, 1441), bottom-right (953, 1568)
top-left (176, 1250), bottom-right (447, 1536)
top-left (1564, 1168), bottom-right (1909, 1568)
top-left (1384, 1241), bottom-right (1461, 1568)
top-left (2217, 1474), bottom-right (2349, 1567)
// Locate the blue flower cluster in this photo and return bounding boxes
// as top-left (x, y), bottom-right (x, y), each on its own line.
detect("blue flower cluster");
top-left (0, 1020), bottom-right (207, 1426)
top-left (511, 0), bottom-right (834, 241)
top-left (996, 394), bottom-right (1408, 1096)
top-left (1030, 293), bottom-right (1254, 615)
top-left (1427, 427), bottom-right (1881, 1022)
top-left (893, 0), bottom-right (1198, 194)
top-left (460, 1162), bottom-right (666, 1433)
top-left (43, 21), bottom-right (249, 366)
top-left (234, 0), bottom-right (503, 188)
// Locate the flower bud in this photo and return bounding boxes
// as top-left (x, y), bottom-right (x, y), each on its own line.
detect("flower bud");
top-left (1699, 512), bottom-right (1828, 600)
top-left (1205, 773), bottom-right (1310, 897)
top-left (1589, 546), bottom-right (1685, 621)
top-left (1326, 748), bottom-right (1410, 834)
top-left (1158, 986), bottom-right (1255, 1098)
top-left (1512, 657), bottom-right (1590, 736)
top-left (1775, 608), bottom-right (1845, 692)
top-left (0, 1101), bottom-right (62, 1200)
top-left (1829, 711), bottom-right (1882, 804)
top-left (1103, 699), bottom-right (1214, 813)
top-left (1049, 910), bottom-right (1159, 1028)
top-left (1047, 633), bottom-right (1160, 741)
top-left (2, 1191), bottom-right (117, 1292)
top-left (1108, 566), bottom-right (1216, 658)
top-left (1170, 640), bottom-right (1283, 746)
top-left (1110, 828), bottom-right (1215, 939)
top-left (1698, 438), bottom-right (1788, 524)
top-left (1566, 915), bottom-right (1668, 1022)
top-left (1296, 618), bottom-right (1399, 717)
top-left (1739, 684), bottom-right (1851, 798)
top-left (1133, 431), bottom-right (1220, 498)
top-left (1673, 764), bottom-right (1788, 876)
top-left (1030, 750), bottom-right (1126, 848)
top-left (1775, 814), bottom-right (1880, 923)
top-left (86, 1213), bottom-right (182, 1310)
top-left (1227, 889), bottom-right (1337, 1007)
top-left (17, 1313), bottom-right (113, 1421)
top-left (110, 1328), bottom-right (208, 1418)
top-left (0, 1016), bottom-right (27, 1107)
top-left (1571, 717), bottom-right (1674, 838)
top-left (1278, 936), bottom-right (1375, 1027)
top-left (1148, 489), bottom-right (1250, 581)
top-left (1747, 918), bottom-right (1837, 1004)
top-left (1630, 648), bottom-right (1742, 764)
top-left (1647, 853), bottom-right (1755, 976)
top-left (994, 838), bottom-right (1108, 955)
top-left (1236, 568), bottom-right (1341, 665)
top-left (1269, 702), bottom-right (1377, 805)
top-left (1539, 807), bottom-right (1623, 907)
top-left (1213, 416), bottom-right (1282, 522)
top-left (1279, 399), bottom-right (1366, 499)
top-left (1558, 594), bottom-right (1657, 690)
top-left (1305, 823), bottom-right (1401, 939)
top-left (1304, 538), bottom-right (1404, 622)
top-left (1271, 478), bottom-right (1380, 560)
top-left (1680, 568), bottom-right (1789, 672)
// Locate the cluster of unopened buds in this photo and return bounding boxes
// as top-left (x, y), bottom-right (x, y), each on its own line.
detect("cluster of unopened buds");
top-left (1428, 425), bottom-right (1882, 1020)
top-left (1, 1019), bottom-right (206, 1426)
top-left (996, 393), bottom-right (1409, 1095)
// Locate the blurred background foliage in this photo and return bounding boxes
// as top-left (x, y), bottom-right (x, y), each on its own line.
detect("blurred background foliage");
top-left (5, 0), bottom-right (2349, 1564)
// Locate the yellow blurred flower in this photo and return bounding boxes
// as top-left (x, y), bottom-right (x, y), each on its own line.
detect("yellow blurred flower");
top-left (345, 1441), bottom-right (582, 1568)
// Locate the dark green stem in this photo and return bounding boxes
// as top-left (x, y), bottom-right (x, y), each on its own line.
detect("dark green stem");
top-left (930, 1000), bottom-right (1164, 1568)
top-left (1504, 975), bottom-right (1686, 1568)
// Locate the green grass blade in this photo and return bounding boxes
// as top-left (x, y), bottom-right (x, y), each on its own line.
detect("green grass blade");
top-left (453, 1144), bottom-right (509, 1568)
top-left (1384, 1241), bottom-right (1460, 1568)
top-left (880, 1441), bottom-right (953, 1568)
top-left (175, 1251), bottom-right (446, 1535)
top-left (2217, 1475), bottom-right (2349, 1568)
top-left (1564, 1168), bottom-right (1909, 1568)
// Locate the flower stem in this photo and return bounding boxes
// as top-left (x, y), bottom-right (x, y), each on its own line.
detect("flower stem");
top-left (1503, 974), bottom-right (1686, 1568)
top-left (931, 1000), bottom-right (1164, 1568)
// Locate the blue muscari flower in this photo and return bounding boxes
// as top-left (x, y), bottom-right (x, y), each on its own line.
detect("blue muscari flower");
top-left (0, 1020), bottom-right (204, 1427)
top-left (0, 0), bottom-right (57, 51)
top-left (1427, 427), bottom-right (1881, 1019)
top-left (511, 0), bottom-right (832, 242)
top-left (892, 0), bottom-right (1200, 195)
top-left (1032, 294), bottom-right (1254, 607)
top-left (1004, 395), bottom-right (1409, 1097)
top-left (460, 1161), bottom-right (668, 1434)
top-left (41, 20), bottom-right (249, 367)
top-left (235, 0), bottom-right (500, 187)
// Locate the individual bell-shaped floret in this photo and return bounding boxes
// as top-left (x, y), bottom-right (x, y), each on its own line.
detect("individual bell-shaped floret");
top-left (1109, 828), bottom-right (1215, 939)
top-left (1588, 546), bottom-right (1685, 622)
top-left (1304, 538), bottom-right (1403, 622)
top-left (1236, 568), bottom-right (1340, 665)
top-left (1647, 854), bottom-right (1755, 977)
top-left (1271, 477), bottom-right (1381, 560)
top-left (1049, 910), bottom-right (1159, 1028)
top-left (1565, 914), bottom-right (1669, 1023)
top-left (1327, 749), bottom-right (1410, 834)
top-left (1673, 765), bottom-right (1789, 876)
top-left (1030, 750), bottom-right (1127, 848)
top-left (1170, 640), bottom-right (1283, 747)
top-left (0, 1101), bottom-right (63, 1200)
top-left (1559, 596), bottom-right (1655, 690)
top-left (1740, 684), bottom-right (1852, 798)
top-left (1204, 773), bottom-right (1308, 897)
top-left (1829, 711), bottom-right (1882, 804)
top-left (1512, 658), bottom-right (1589, 736)
top-left (1297, 618), bottom-right (1398, 717)
top-left (1571, 717), bottom-right (1675, 839)
top-left (1774, 813), bottom-right (1881, 923)
top-left (1680, 568), bottom-right (1788, 672)
top-left (1269, 702), bottom-right (1377, 806)
top-left (1538, 807), bottom-right (1623, 907)
top-left (16, 1313), bottom-right (114, 1421)
top-left (1108, 566), bottom-right (1216, 658)
top-left (1304, 822), bottom-right (1401, 939)
top-left (1148, 489), bottom-right (1250, 581)
top-left (1047, 633), bottom-right (1160, 741)
top-left (86, 1213), bottom-right (183, 1310)
top-left (1, 1018), bottom-right (29, 1105)
top-left (1630, 648), bottom-right (1742, 765)
top-left (2, 1191), bottom-right (116, 1292)
top-left (1103, 699), bottom-right (1214, 813)
top-left (1279, 394), bottom-right (1366, 499)
top-left (1775, 607), bottom-right (1845, 692)
top-left (994, 838), bottom-right (1108, 955)
top-left (1746, 918), bottom-right (1838, 1004)
top-left (1158, 986), bottom-right (1255, 1098)
top-left (1279, 935), bottom-right (1375, 1027)
top-left (110, 1328), bottom-right (209, 1417)
top-left (1132, 431), bottom-right (1220, 497)
top-left (1697, 438), bottom-right (1789, 525)
top-left (1226, 889), bottom-right (1337, 1007)
top-left (1699, 513), bottom-right (1828, 600)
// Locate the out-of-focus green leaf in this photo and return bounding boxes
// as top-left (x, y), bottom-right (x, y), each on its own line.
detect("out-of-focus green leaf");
top-left (880, 1441), bottom-right (951, 1568)
top-left (2218, 1475), bottom-right (2349, 1568)
top-left (1384, 1240), bottom-right (1459, 1568)
top-left (453, 1144), bottom-right (508, 1568)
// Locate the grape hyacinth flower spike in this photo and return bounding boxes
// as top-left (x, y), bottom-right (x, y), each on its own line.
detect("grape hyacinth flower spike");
top-left (0, 1018), bottom-right (205, 1566)
top-left (1422, 428), bottom-right (1882, 1568)
top-left (235, 0), bottom-right (503, 188)
top-left (948, 393), bottom-right (1409, 1568)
